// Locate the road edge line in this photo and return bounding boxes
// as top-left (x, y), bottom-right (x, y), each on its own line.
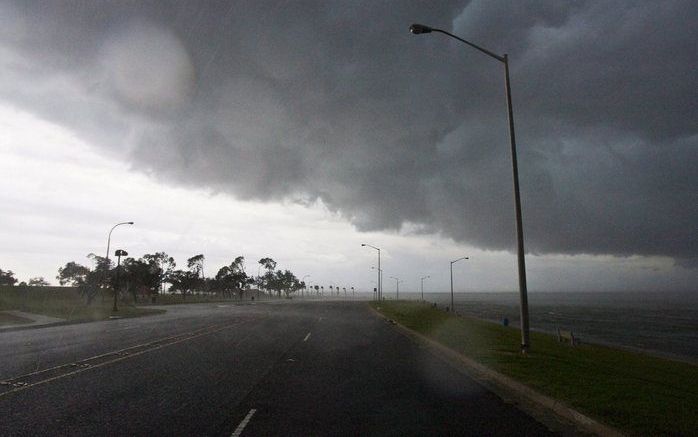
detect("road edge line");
top-left (367, 304), bottom-right (624, 437)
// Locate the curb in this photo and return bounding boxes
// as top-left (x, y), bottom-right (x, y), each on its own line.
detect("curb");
top-left (368, 304), bottom-right (624, 437)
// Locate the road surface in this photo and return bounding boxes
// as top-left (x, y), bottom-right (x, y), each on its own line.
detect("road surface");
top-left (0, 301), bottom-right (557, 436)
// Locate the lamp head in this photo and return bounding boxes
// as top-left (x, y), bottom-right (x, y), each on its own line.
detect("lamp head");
top-left (361, 243), bottom-right (366, 247)
top-left (127, 221), bottom-right (134, 225)
top-left (410, 23), bottom-right (432, 34)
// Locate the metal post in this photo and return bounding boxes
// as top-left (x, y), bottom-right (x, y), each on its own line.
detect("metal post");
top-left (378, 249), bottom-right (381, 301)
top-left (113, 252), bottom-right (121, 312)
top-left (408, 24), bottom-right (530, 353)
top-left (504, 54), bottom-right (530, 353)
top-left (450, 262), bottom-right (454, 311)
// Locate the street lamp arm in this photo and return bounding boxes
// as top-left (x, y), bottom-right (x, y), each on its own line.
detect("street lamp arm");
top-left (106, 221), bottom-right (134, 261)
top-left (411, 23), bottom-right (504, 63)
top-left (432, 29), bottom-right (505, 62)
top-left (451, 256), bottom-right (469, 265)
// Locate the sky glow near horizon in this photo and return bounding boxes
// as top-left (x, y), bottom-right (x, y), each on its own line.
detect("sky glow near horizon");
top-left (1, 103), bottom-right (693, 293)
top-left (0, 1), bottom-right (696, 294)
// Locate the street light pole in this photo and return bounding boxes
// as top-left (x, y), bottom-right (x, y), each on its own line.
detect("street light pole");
top-left (409, 23), bottom-right (530, 353)
top-left (420, 275), bottom-right (430, 300)
top-left (450, 256), bottom-right (469, 313)
top-left (113, 249), bottom-right (128, 312)
top-left (361, 244), bottom-right (381, 301)
top-left (389, 276), bottom-right (401, 300)
top-left (104, 221), bottom-right (133, 303)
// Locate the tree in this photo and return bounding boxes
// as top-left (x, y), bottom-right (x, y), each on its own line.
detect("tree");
top-left (28, 277), bottom-right (50, 287)
top-left (142, 252), bottom-right (176, 295)
top-left (187, 254), bottom-right (205, 278)
top-left (0, 269), bottom-right (18, 286)
top-left (257, 258), bottom-right (276, 295)
top-left (168, 269), bottom-right (200, 299)
top-left (215, 256), bottom-right (249, 298)
top-left (258, 257), bottom-right (277, 272)
top-left (120, 258), bottom-right (161, 303)
top-left (265, 269), bottom-right (303, 298)
top-left (87, 253), bottom-right (112, 273)
top-left (78, 269), bottom-right (106, 304)
top-left (56, 262), bottom-right (91, 286)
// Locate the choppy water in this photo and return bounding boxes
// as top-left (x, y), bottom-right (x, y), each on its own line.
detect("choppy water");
top-left (396, 291), bottom-right (698, 361)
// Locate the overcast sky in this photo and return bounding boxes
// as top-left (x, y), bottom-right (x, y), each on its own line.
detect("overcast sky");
top-left (1, 1), bottom-right (696, 293)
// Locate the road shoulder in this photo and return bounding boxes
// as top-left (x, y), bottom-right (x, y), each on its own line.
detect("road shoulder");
top-left (367, 303), bottom-right (623, 437)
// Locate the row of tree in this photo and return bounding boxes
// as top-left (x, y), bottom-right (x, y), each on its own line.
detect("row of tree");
top-left (0, 269), bottom-right (50, 287)
top-left (48, 253), bottom-right (307, 303)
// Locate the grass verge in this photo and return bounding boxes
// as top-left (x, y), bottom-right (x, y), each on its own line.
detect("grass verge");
top-left (0, 286), bottom-right (164, 323)
top-left (371, 300), bottom-right (697, 436)
top-left (0, 312), bottom-right (33, 326)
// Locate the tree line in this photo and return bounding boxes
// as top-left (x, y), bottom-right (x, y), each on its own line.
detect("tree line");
top-left (1, 253), bottom-right (307, 304)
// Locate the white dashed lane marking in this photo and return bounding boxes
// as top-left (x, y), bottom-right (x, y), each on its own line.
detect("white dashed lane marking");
top-left (231, 408), bottom-right (256, 437)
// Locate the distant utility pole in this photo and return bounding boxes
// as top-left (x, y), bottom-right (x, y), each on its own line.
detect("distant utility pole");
top-left (389, 276), bottom-right (402, 300)
top-left (450, 256), bottom-right (469, 312)
top-left (362, 244), bottom-right (381, 301)
top-left (420, 275), bottom-right (430, 300)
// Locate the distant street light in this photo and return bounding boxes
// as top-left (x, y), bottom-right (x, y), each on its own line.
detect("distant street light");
top-left (362, 244), bottom-right (381, 301)
top-left (450, 257), bottom-right (469, 313)
top-left (409, 23), bottom-right (531, 353)
top-left (371, 266), bottom-right (384, 301)
top-left (389, 276), bottom-right (402, 300)
top-left (420, 275), bottom-right (430, 300)
top-left (113, 249), bottom-right (128, 312)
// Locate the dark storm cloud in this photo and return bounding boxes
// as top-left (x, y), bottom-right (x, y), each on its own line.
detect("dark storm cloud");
top-left (1, 1), bottom-right (696, 263)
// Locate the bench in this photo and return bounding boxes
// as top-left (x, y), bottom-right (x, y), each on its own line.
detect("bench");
top-left (557, 328), bottom-right (579, 346)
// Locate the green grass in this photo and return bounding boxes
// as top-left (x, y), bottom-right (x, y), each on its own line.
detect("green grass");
top-left (372, 301), bottom-right (698, 436)
top-left (0, 286), bottom-right (164, 322)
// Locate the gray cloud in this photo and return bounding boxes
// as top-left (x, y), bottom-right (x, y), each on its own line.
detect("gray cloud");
top-left (1, 1), bottom-right (696, 264)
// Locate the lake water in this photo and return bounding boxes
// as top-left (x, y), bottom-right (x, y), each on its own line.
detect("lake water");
top-left (395, 291), bottom-right (698, 361)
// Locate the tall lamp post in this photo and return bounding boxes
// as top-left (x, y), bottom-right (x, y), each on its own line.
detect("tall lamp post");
top-left (409, 23), bottom-right (530, 353)
top-left (450, 256), bottom-right (469, 313)
top-left (389, 276), bottom-right (402, 300)
top-left (104, 221), bottom-right (133, 302)
top-left (371, 267), bottom-right (384, 300)
top-left (420, 275), bottom-right (430, 300)
top-left (361, 243), bottom-right (381, 301)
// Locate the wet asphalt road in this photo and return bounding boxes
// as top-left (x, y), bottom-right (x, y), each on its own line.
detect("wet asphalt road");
top-left (0, 301), bottom-right (555, 436)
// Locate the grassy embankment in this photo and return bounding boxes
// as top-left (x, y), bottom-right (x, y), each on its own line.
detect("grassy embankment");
top-left (371, 300), bottom-right (697, 436)
top-left (0, 286), bottom-right (164, 322)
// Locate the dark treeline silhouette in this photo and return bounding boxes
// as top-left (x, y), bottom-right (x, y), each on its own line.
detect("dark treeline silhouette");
top-left (0, 269), bottom-right (50, 287)
top-left (46, 252), bottom-right (307, 304)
